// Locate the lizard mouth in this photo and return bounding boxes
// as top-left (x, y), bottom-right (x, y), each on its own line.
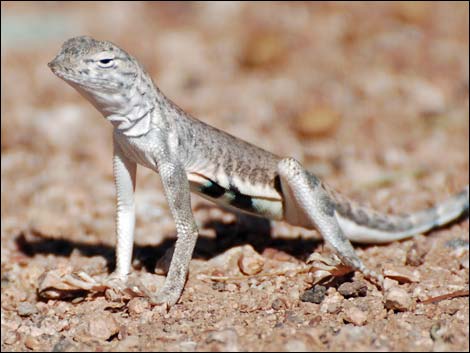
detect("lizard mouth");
top-left (53, 70), bottom-right (120, 92)
top-left (48, 62), bottom-right (121, 92)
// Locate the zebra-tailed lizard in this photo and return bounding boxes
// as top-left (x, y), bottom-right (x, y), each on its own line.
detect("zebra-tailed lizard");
top-left (48, 36), bottom-right (469, 306)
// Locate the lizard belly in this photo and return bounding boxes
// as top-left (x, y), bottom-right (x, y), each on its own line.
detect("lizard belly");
top-left (188, 172), bottom-right (283, 220)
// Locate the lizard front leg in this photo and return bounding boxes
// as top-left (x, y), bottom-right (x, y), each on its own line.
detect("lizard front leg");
top-left (277, 157), bottom-right (383, 285)
top-left (54, 138), bottom-right (137, 295)
top-left (151, 150), bottom-right (199, 306)
top-left (112, 137), bottom-right (137, 281)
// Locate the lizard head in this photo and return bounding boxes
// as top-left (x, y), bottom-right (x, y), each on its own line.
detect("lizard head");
top-left (48, 36), bottom-right (145, 116)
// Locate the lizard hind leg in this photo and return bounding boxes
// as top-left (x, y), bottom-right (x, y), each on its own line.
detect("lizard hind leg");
top-left (277, 157), bottom-right (383, 285)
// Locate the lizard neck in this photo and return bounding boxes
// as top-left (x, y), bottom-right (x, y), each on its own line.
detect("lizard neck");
top-left (105, 72), bottom-right (157, 137)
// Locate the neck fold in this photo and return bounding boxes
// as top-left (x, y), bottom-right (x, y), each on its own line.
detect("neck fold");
top-left (106, 74), bottom-right (155, 137)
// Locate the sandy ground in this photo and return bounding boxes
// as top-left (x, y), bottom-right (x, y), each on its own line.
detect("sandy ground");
top-left (1, 2), bottom-right (469, 351)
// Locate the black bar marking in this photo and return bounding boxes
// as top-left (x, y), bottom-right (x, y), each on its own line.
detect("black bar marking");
top-left (200, 180), bottom-right (226, 198)
top-left (354, 208), bottom-right (369, 224)
top-left (320, 193), bottom-right (335, 217)
top-left (229, 185), bottom-right (254, 211)
top-left (273, 175), bottom-right (282, 194)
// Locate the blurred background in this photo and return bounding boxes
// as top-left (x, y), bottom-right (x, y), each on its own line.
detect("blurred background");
top-left (2, 1), bottom-right (468, 239)
top-left (1, 2), bottom-right (468, 351)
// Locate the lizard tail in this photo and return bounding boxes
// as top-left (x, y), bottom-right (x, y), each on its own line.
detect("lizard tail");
top-left (330, 184), bottom-right (469, 244)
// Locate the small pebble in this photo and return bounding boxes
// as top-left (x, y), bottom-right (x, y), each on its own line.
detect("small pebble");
top-left (271, 297), bottom-right (287, 310)
top-left (226, 283), bottom-right (238, 292)
top-left (294, 106), bottom-right (341, 138)
top-left (127, 297), bottom-right (150, 316)
top-left (17, 302), bottom-right (38, 317)
top-left (212, 281), bottom-right (226, 292)
top-left (383, 266), bottom-right (420, 283)
top-left (405, 243), bottom-right (426, 266)
top-left (180, 341), bottom-right (197, 352)
top-left (241, 32), bottom-right (286, 69)
top-left (445, 238), bottom-right (469, 250)
top-left (52, 337), bottom-right (74, 352)
top-left (285, 339), bottom-right (308, 352)
top-left (338, 281), bottom-right (367, 298)
top-left (3, 332), bottom-right (18, 345)
top-left (24, 335), bottom-right (41, 350)
top-left (321, 292), bottom-right (344, 314)
top-left (238, 252), bottom-right (264, 275)
top-left (300, 285), bottom-right (327, 304)
top-left (86, 313), bottom-right (120, 340)
top-left (206, 328), bottom-right (239, 351)
top-left (344, 306), bottom-right (367, 326)
top-left (384, 287), bottom-right (413, 312)
top-left (383, 278), bottom-right (399, 291)
top-left (239, 293), bottom-right (261, 312)
top-left (460, 255), bottom-right (469, 269)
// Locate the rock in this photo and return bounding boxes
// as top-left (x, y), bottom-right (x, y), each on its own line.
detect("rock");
top-left (212, 281), bottom-right (226, 292)
top-left (445, 238), bottom-right (469, 250)
top-left (226, 283), bottom-right (238, 292)
top-left (405, 78), bottom-right (446, 116)
top-left (240, 32), bottom-right (286, 69)
top-left (383, 265), bottom-right (420, 283)
top-left (285, 339), bottom-right (308, 352)
top-left (52, 337), bottom-right (74, 352)
top-left (180, 341), bottom-right (197, 352)
top-left (239, 290), bottom-right (262, 312)
top-left (384, 287), bottom-right (413, 311)
top-left (320, 292), bottom-right (344, 314)
top-left (127, 297), bottom-right (150, 316)
top-left (24, 335), bottom-right (41, 350)
top-left (85, 312), bottom-right (120, 340)
top-left (17, 302), bottom-right (38, 317)
top-left (294, 106), bottom-right (341, 138)
top-left (300, 285), bottom-right (327, 304)
top-left (405, 243), bottom-right (426, 266)
top-left (460, 255), bottom-right (469, 270)
top-left (3, 332), bottom-right (18, 345)
top-left (338, 281), bottom-right (368, 298)
top-left (238, 249), bottom-right (264, 275)
top-left (383, 278), bottom-right (399, 291)
top-left (343, 306), bottom-right (367, 326)
top-left (271, 297), bottom-right (287, 311)
top-left (206, 328), bottom-right (239, 352)
top-left (208, 245), bottom-right (264, 276)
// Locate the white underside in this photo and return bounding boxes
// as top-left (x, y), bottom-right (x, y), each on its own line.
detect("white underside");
top-left (335, 213), bottom-right (422, 243)
top-left (338, 186), bottom-right (468, 243)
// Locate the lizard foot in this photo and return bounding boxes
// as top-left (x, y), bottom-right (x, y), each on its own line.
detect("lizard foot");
top-left (38, 268), bottom-right (146, 301)
top-left (149, 285), bottom-right (182, 307)
top-left (62, 271), bottom-right (130, 293)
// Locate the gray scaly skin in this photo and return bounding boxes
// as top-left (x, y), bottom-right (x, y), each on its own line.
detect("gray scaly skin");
top-left (49, 36), bottom-right (469, 306)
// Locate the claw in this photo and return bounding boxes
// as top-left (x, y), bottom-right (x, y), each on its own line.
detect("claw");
top-left (62, 271), bottom-right (101, 290)
top-left (149, 287), bottom-right (180, 307)
top-left (38, 267), bottom-right (168, 303)
top-left (306, 253), bottom-right (354, 284)
top-left (38, 268), bottom-right (130, 300)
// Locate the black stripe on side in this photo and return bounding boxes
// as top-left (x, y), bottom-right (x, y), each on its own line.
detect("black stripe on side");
top-left (229, 185), bottom-right (254, 211)
top-left (200, 180), bottom-right (226, 198)
top-left (273, 175), bottom-right (283, 194)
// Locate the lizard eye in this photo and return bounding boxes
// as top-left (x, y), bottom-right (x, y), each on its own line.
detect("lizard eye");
top-left (97, 58), bottom-right (115, 68)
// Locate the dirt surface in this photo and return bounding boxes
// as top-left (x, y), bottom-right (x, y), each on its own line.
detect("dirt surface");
top-left (1, 2), bottom-right (469, 352)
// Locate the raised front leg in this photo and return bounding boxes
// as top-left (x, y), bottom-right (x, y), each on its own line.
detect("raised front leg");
top-left (55, 140), bottom-right (138, 295)
top-left (113, 139), bottom-right (137, 280)
top-left (151, 153), bottom-right (199, 306)
top-left (277, 158), bottom-right (383, 284)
